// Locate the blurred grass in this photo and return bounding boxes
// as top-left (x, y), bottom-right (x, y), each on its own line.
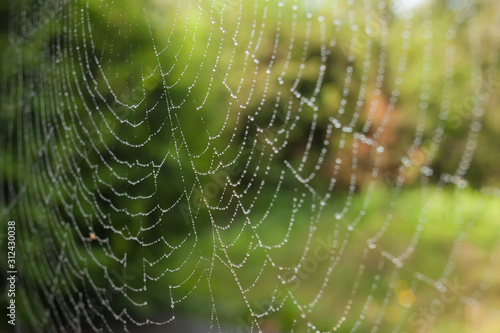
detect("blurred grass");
top-left (163, 183), bottom-right (500, 332)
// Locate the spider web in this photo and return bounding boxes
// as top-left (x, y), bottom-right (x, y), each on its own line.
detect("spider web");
top-left (1, 0), bottom-right (500, 332)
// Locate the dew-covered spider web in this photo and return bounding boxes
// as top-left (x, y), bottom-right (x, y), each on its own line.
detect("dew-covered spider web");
top-left (1, 0), bottom-right (500, 332)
